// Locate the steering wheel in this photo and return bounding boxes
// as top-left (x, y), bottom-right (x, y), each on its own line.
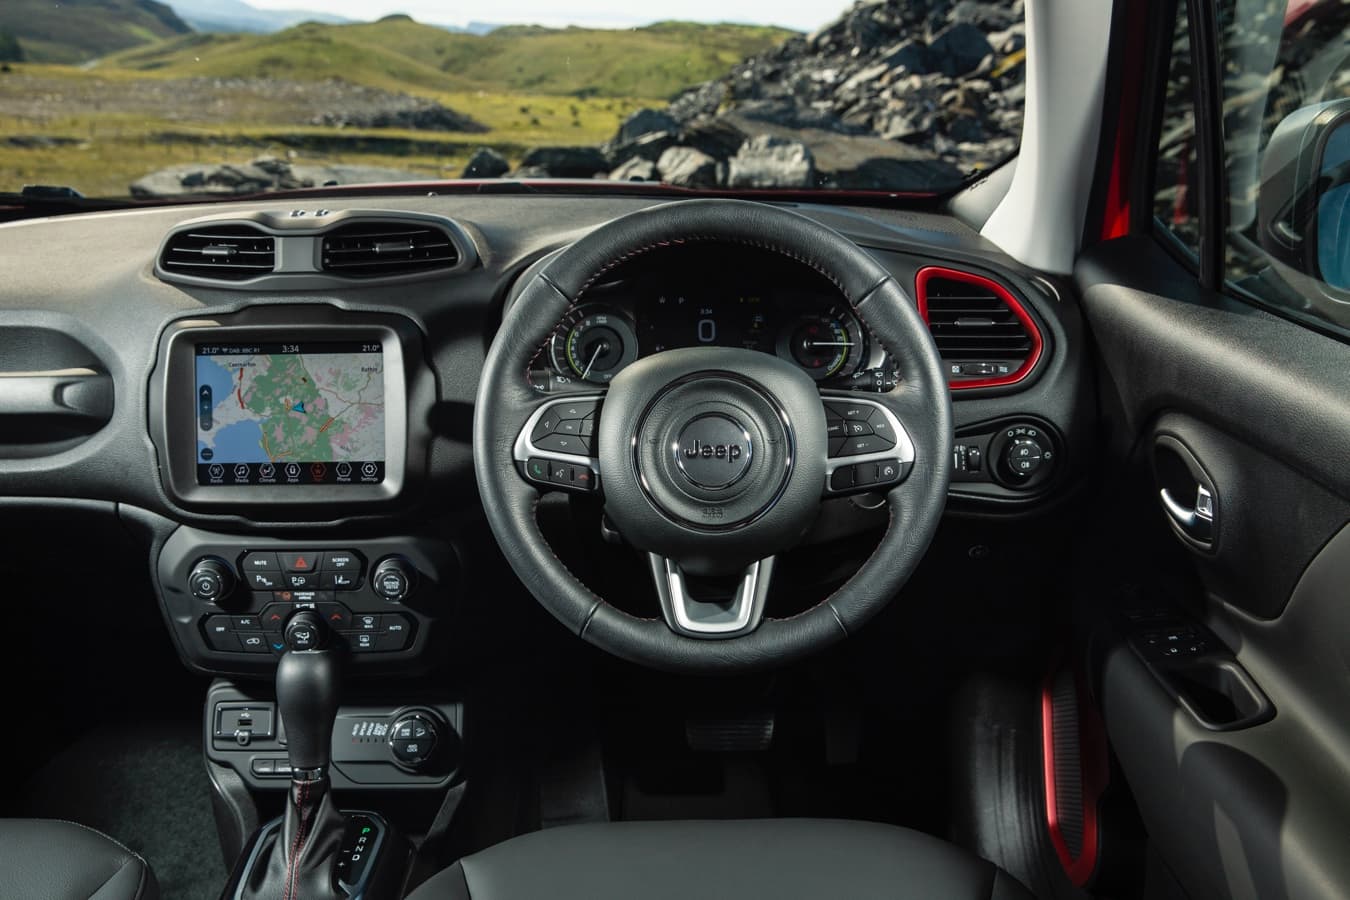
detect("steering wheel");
top-left (474, 199), bottom-right (952, 672)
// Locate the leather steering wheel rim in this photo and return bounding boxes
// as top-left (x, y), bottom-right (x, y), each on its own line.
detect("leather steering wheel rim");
top-left (474, 199), bottom-right (952, 673)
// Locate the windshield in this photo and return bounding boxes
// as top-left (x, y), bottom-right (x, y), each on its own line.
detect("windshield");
top-left (0, 1), bottom-right (1025, 200)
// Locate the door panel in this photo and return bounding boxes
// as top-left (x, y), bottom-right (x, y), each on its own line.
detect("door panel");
top-left (1075, 236), bottom-right (1350, 899)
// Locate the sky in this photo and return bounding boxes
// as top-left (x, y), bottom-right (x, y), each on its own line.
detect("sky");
top-left (242, 0), bottom-right (847, 32)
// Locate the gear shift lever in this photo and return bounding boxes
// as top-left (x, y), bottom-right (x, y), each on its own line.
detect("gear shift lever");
top-left (277, 612), bottom-right (340, 774)
top-left (239, 613), bottom-right (349, 900)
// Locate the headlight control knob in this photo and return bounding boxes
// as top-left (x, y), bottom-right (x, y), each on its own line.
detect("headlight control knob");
top-left (189, 558), bottom-right (235, 602)
top-left (372, 556), bottom-right (417, 602)
top-left (1003, 436), bottom-right (1047, 479)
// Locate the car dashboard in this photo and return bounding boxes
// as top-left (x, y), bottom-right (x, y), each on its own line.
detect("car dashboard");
top-left (0, 191), bottom-right (1090, 793)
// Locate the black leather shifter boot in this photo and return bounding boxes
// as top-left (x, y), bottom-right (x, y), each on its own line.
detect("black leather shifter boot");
top-left (240, 774), bottom-right (348, 900)
top-left (239, 637), bottom-right (348, 900)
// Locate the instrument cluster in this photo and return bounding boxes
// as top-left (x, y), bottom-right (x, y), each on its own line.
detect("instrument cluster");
top-left (534, 275), bottom-right (896, 391)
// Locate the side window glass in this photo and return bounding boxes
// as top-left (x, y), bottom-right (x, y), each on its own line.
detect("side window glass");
top-left (1154, 1), bottom-right (1202, 257)
top-left (1221, 0), bottom-right (1350, 334)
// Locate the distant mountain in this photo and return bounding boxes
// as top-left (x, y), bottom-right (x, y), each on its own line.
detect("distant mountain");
top-left (0, 0), bottom-right (191, 63)
top-left (167, 0), bottom-right (351, 33)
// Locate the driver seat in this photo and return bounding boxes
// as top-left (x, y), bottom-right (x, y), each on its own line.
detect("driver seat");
top-left (407, 819), bottom-right (1032, 899)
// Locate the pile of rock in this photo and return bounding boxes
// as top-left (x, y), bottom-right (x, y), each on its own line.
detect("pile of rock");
top-left (129, 155), bottom-right (433, 198)
top-left (476, 0), bottom-right (1026, 191)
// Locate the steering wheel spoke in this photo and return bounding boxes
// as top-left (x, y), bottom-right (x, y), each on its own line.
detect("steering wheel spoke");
top-left (513, 394), bottom-right (605, 495)
top-left (648, 554), bottom-right (775, 639)
top-left (820, 394), bottom-right (915, 497)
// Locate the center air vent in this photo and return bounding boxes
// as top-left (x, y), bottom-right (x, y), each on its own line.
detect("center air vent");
top-left (321, 222), bottom-right (459, 278)
top-left (159, 225), bottom-right (275, 281)
top-left (916, 266), bottom-right (1043, 388)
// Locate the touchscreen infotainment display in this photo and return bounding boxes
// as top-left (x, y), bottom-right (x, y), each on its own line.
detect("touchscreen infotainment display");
top-left (195, 342), bottom-right (385, 486)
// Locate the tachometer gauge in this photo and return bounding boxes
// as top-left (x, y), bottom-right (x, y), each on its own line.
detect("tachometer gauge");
top-left (777, 306), bottom-right (866, 381)
top-left (549, 304), bottom-right (640, 384)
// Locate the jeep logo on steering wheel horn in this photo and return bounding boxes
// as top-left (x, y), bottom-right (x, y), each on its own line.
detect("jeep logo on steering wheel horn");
top-left (674, 414), bottom-right (753, 490)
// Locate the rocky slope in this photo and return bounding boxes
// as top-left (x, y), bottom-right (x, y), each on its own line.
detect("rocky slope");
top-left (496, 0), bottom-right (1026, 191)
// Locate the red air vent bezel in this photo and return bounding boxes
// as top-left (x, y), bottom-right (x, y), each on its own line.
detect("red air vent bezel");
top-left (915, 266), bottom-right (1045, 390)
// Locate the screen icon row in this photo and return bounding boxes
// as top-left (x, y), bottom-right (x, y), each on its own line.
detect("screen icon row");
top-left (198, 461), bottom-right (383, 486)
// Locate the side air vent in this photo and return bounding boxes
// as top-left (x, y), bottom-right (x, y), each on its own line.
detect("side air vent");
top-left (321, 222), bottom-right (459, 277)
top-left (159, 225), bottom-right (276, 281)
top-left (915, 266), bottom-right (1044, 389)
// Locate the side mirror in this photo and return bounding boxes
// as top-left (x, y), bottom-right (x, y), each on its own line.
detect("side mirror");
top-left (1258, 98), bottom-right (1350, 295)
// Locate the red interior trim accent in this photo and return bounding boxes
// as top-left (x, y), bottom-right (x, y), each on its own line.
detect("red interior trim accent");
top-left (914, 266), bottom-right (1044, 390)
top-left (1041, 668), bottom-right (1110, 888)
top-left (1100, 0), bottom-right (1150, 240)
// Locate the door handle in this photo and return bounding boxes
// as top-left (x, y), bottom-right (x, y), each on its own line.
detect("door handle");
top-left (1160, 484), bottom-right (1215, 543)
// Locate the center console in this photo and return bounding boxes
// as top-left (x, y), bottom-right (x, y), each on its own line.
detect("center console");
top-left (144, 304), bottom-right (466, 897)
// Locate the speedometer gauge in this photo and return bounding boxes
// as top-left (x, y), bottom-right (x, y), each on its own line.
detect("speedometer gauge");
top-left (549, 304), bottom-right (640, 384)
top-left (777, 306), bottom-right (866, 381)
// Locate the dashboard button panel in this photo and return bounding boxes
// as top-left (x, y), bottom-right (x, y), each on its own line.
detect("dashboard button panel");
top-left (160, 528), bottom-right (454, 674)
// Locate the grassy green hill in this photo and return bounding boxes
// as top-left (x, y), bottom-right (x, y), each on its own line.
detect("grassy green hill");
top-left (0, 0), bottom-right (191, 63)
top-left (104, 16), bottom-right (795, 98)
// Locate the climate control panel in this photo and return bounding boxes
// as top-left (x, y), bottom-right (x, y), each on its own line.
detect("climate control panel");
top-left (157, 528), bottom-right (457, 676)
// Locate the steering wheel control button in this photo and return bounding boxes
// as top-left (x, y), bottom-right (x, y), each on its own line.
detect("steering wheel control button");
top-left (674, 414), bottom-right (755, 490)
top-left (372, 557), bottom-right (416, 602)
top-left (189, 558), bottom-right (236, 602)
top-left (531, 412), bottom-right (561, 441)
top-left (242, 552), bottom-right (281, 574)
top-left (279, 551), bottom-right (323, 573)
top-left (824, 401), bottom-right (872, 421)
top-left (838, 434), bottom-right (892, 457)
top-left (557, 399), bottom-right (600, 420)
top-left (534, 432), bottom-right (590, 454)
top-left (827, 458), bottom-right (911, 494)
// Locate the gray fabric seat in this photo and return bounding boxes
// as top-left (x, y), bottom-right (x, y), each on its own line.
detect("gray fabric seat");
top-left (407, 818), bottom-right (1034, 900)
top-left (2, 818), bottom-right (158, 900)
